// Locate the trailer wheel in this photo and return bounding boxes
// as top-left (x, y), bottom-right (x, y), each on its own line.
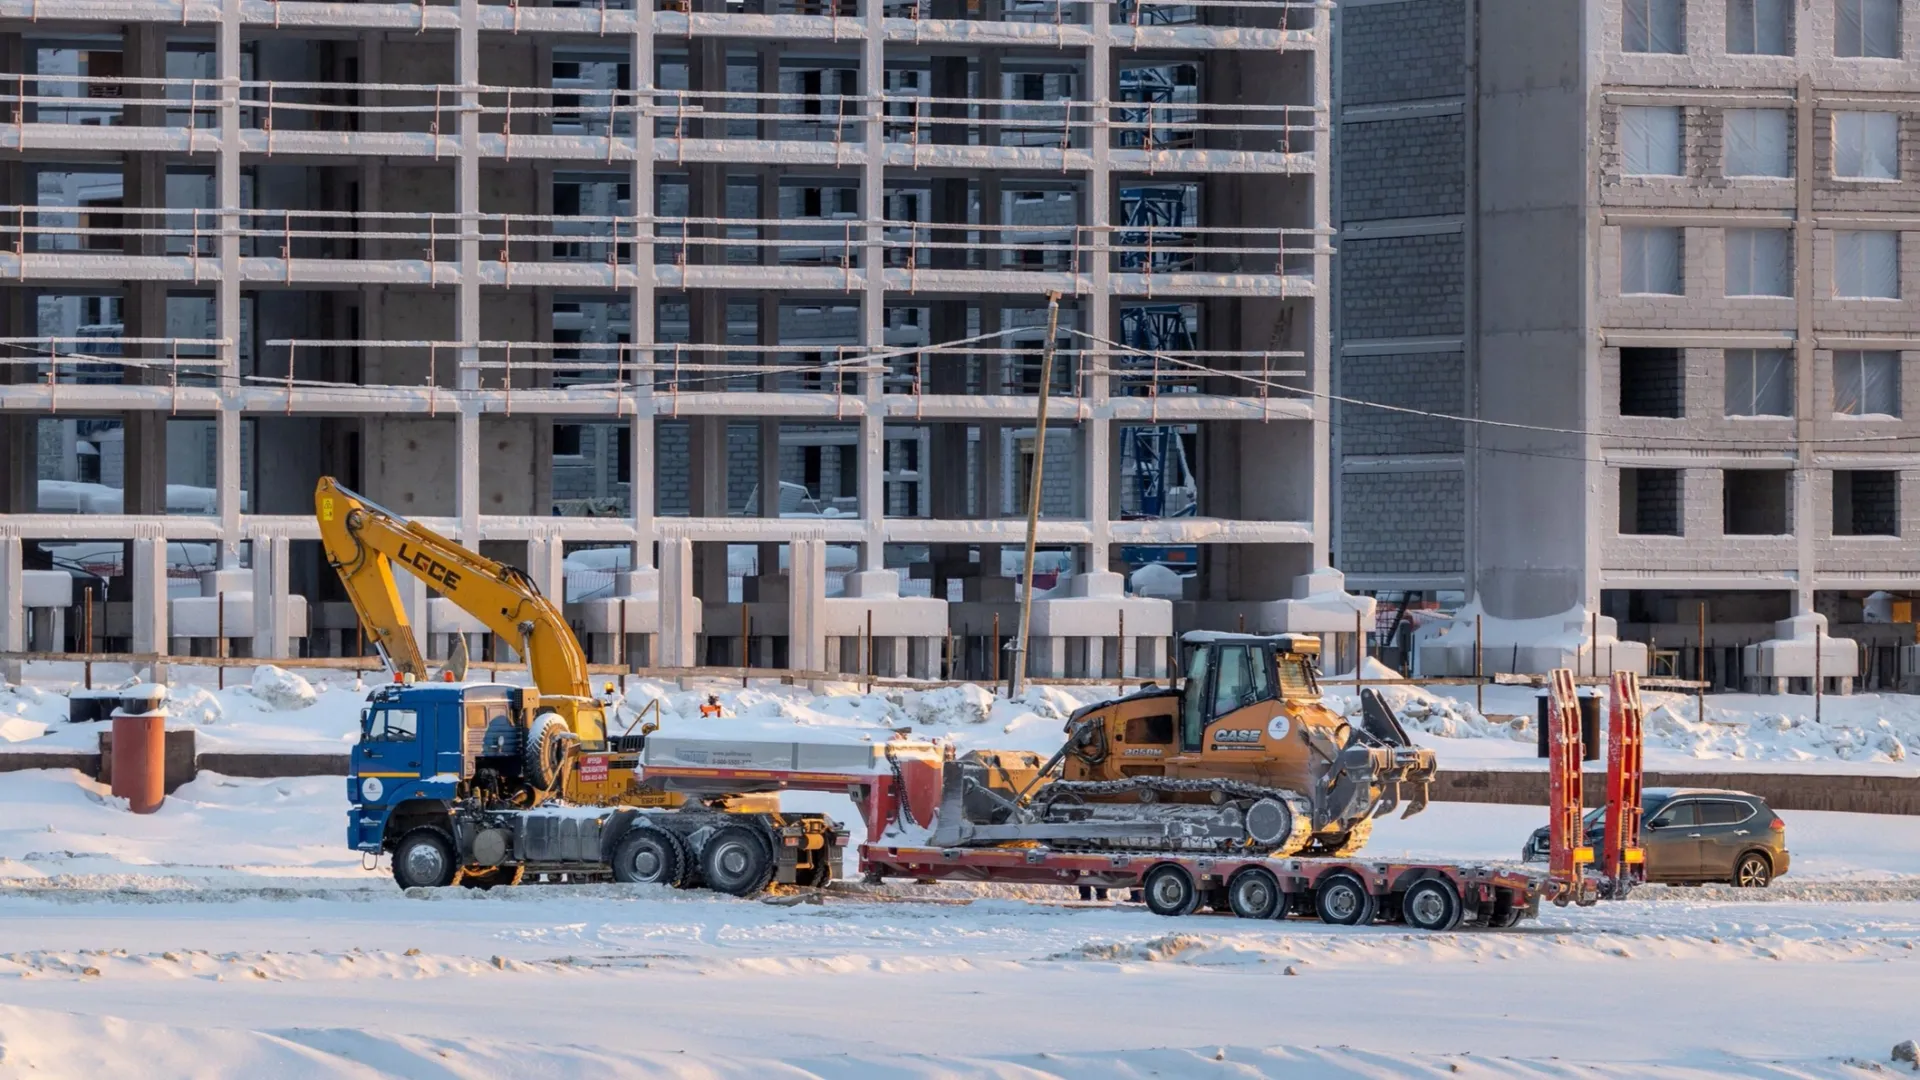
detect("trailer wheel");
top-left (612, 826), bottom-right (687, 886)
top-left (701, 825), bottom-right (775, 897)
top-left (1313, 872), bottom-right (1375, 926)
top-left (392, 828), bottom-right (457, 889)
top-left (1485, 889), bottom-right (1525, 929)
top-left (1142, 864), bottom-right (1201, 917)
top-left (1227, 868), bottom-right (1285, 920)
top-left (797, 854), bottom-right (835, 889)
top-left (1402, 879), bottom-right (1464, 932)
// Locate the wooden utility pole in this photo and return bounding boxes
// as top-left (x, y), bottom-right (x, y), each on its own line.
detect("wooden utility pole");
top-left (1696, 602), bottom-right (1707, 724)
top-left (1010, 290), bottom-right (1062, 699)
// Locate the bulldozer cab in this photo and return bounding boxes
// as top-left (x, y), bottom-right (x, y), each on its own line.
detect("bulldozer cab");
top-left (1176, 633), bottom-right (1321, 752)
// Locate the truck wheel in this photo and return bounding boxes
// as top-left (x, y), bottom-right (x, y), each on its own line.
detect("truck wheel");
top-left (1227, 868), bottom-right (1285, 920)
top-left (612, 826), bottom-right (687, 886)
top-left (1314, 872), bottom-right (1375, 926)
top-left (1401, 879), bottom-right (1464, 932)
top-left (1142, 864), bottom-right (1200, 917)
top-left (392, 829), bottom-right (457, 889)
top-left (523, 713), bottom-right (576, 793)
top-left (701, 825), bottom-right (775, 897)
top-left (1733, 851), bottom-right (1772, 888)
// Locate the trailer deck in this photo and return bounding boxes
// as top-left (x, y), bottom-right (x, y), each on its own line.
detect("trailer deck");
top-left (624, 666), bottom-right (1644, 928)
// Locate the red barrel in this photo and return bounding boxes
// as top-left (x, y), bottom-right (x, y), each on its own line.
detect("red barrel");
top-left (110, 710), bottom-right (166, 815)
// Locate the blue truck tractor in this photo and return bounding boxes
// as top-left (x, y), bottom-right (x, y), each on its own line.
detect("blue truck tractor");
top-left (349, 680), bottom-right (847, 893)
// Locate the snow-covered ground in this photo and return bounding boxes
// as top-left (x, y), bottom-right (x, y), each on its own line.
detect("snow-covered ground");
top-left (2, 768), bottom-right (1920, 1077)
top-left (7, 662), bottom-right (1920, 1074)
top-left (8, 661), bottom-right (1920, 777)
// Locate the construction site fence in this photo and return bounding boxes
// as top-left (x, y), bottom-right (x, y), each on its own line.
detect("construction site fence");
top-left (3, 650), bottom-right (1708, 694)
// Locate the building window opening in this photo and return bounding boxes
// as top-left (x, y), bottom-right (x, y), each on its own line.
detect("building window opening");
top-left (1834, 470), bottom-right (1898, 536)
top-left (1723, 469), bottom-right (1791, 535)
top-left (1620, 347), bottom-right (1685, 417)
top-left (1620, 468), bottom-right (1683, 536)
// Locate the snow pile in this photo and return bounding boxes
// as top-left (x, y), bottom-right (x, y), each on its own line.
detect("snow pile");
top-left (1321, 672), bottom-right (1527, 743)
top-left (1633, 695), bottom-right (1911, 765)
top-left (604, 680), bottom-right (1099, 758)
top-left (244, 666), bottom-right (318, 711)
top-left (901, 683), bottom-right (995, 727)
top-left (0, 718), bottom-right (46, 744)
top-left (0, 770), bottom-right (364, 888)
top-left (163, 686), bottom-right (226, 728)
top-left (0, 684), bottom-right (67, 731)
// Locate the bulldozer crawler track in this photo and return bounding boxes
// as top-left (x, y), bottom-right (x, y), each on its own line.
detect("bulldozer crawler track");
top-left (1035, 778), bottom-right (1315, 857)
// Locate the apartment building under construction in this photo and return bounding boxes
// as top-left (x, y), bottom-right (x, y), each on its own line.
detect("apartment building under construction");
top-left (0, 0), bottom-right (1367, 680)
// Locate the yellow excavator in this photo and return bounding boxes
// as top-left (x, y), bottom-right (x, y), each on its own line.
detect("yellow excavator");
top-left (315, 476), bottom-right (667, 808)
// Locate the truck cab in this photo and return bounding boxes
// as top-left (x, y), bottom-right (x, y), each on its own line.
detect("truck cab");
top-left (348, 682), bottom-right (523, 853)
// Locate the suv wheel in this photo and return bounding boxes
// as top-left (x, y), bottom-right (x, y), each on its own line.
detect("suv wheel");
top-left (1733, 852), bottom-right (1772, 888)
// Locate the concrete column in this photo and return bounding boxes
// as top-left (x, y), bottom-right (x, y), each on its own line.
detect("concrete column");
top-left (0, 538), bottom-right (22, 682)
top-left (658, 535), bottom-right (697, 666)
top-left (1791, 75), bottom-right (1817, 617)
top-left (250, 534), bottom-right (291, 660)
top-left (217, 0), bottom-right (244, 567)
top-left (980, 423), bottom-right (1005, 516)
top-left (788, 538), bottom-right (825, 673)
top-left (128, 537), bottom-right (168, 671)
top-left (455, 409), bottom-right (481, 545)
top-left (629, 11), bottom-right (657, 573)
top-left (1084, 2), bottom-right (1112, 571)
top-left (525, 536), bottom-right (566, 602)
top-left (0, 414), bottom-right (32, 513)
top-left (757, 418), bottom-right (781, 517)
top-left (121, 285), bottom-right (170, 516)
top-left (687, 418), bottom-right (727, 516)
top-left (859, 0), bottom-right (885, 572)
top-left (456, 0), bottom-right (481, 394)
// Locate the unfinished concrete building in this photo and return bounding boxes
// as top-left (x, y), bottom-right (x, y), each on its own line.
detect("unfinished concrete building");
top-left (1334, 0), bottom-right (1920, 687)
top-left (0, 0), bottom-right (1365, 680)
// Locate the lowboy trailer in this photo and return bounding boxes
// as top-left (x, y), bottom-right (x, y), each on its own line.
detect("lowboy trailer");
top-left (843, 668), bottom-right (1646, 929)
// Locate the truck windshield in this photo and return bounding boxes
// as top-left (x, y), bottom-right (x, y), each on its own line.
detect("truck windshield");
top-left (367, 708), bottom-right (418, 742)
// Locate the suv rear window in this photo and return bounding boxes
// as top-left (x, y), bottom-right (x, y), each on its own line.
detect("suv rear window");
top-left (1697, 800), bottom-right (1752, 826)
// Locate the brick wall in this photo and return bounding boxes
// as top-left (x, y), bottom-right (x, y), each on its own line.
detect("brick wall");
top-left (655, 422), bottom-right (689, 514)
top-left (1339, 351), bottom-right (1466, 456)
top-left (1340, 113), bottom-right (1465, 222)
top-left (1338, 470), bottom-right (1465, 574)
top-left (1339, 0), bottom-right (1464, 106)
top-left (1338, 233), bottom-right (1466, 339)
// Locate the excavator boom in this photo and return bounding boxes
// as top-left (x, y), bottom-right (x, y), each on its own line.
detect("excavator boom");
top-left (315, 477), bottom-right (598, 715)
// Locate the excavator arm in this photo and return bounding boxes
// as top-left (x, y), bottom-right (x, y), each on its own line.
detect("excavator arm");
top-left (315, 477), bottom-right (602, 741)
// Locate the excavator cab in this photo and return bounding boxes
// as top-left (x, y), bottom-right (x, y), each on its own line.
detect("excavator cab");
top-left (1174, 633), bottom-right (1322, 753)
